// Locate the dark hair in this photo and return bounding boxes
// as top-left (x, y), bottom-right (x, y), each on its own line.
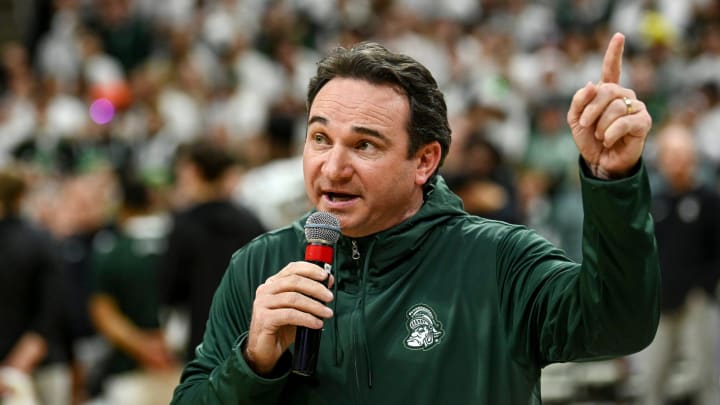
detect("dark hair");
top-left (0, 169), bottom-right (26, 216)
top-left (120, 176), bottom-right (152, 212)
top-left (307, 42), bottom-right (452, 171)
top-left (176, 140), bottom-right (237, 182)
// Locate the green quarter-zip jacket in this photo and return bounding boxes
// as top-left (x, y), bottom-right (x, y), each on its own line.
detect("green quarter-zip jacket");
top-left (171, 161), bottom-right (660, 405)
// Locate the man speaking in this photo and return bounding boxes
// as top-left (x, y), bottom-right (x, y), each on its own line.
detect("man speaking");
top-left (170, 33), bottom-right (659, 404)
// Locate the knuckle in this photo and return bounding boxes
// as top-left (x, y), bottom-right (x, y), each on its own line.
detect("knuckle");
top-left (288, 275), bottom-right (302, 289)
top-left (253, 295), bottom-right (269, 312)
top-left (280, 261), bottom-right (299, 275)
top-left (287, 292), bottom-right (302, 307)
top-left (572, 88), bottom-right (584, 101)
top-left (281, 309), bottom-right (296, 325)
top-left (256, 306), bottom-right (270, 318)
top-left (256, 282), bottom-right (270, 296)
top-left (599, 82), bottom-right (616, 93)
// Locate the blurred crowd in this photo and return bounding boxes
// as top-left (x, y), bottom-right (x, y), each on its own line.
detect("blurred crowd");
top-left (1, 0), bottom-right (720, 404)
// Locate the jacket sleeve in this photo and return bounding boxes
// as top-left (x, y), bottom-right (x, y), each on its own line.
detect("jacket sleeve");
top-left (700, 189), bottom-right (720, 298)
top-left (497, 160), bottom-right (661, 368)
top-left (26, 228), bottom-right (64, 349)
top-left (159, 216), bottom-right (192, 307)
top-left (170, 246), bottom-right (291, 404)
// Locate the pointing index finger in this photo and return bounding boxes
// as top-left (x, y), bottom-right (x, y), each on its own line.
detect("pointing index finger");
top-left (600, 32), bottom-right (625, 84)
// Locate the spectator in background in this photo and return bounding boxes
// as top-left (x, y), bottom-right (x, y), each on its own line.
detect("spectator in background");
top-left (89, 175), bottom-right (179, 405)
top-left (637, 123), bottom-right (720, 405)
top-left (49, 168), bottom-right (115, 402)
top-left (0, 168), bottom-right (71, 405)
top-left (522, 98), bottom-right (584, 261)
top-left (82, 0), bottom-right (154, 74)
top-left (444, 131), bottom-right (520, 224)
top-left (0, 42), bottom-right (37, 167)
top-left (694, 81), bottom-right (720, 175)
top-left (524, 98), bottom-right (578, 185)
top-left (161, 140), bottom-right (265, 361)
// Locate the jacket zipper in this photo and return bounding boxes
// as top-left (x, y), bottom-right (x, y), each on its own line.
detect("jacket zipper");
top-left (350, 239), bottom-right (362, 403)
top-left (350, 238), bottom-right (375, 399)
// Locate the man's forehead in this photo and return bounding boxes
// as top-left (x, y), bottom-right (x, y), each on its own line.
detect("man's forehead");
top-left (308, 78), bottom-right (408, 127)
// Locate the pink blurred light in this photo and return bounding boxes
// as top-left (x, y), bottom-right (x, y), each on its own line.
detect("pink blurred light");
top-left (89, 98), bottom-right (115, 125)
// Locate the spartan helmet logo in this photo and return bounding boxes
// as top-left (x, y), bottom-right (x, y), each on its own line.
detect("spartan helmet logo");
top-left (404, 304), bottom-right (444, 351)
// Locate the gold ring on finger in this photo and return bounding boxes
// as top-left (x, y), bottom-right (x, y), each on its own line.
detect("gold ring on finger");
top-left (622, 96), bottom-right (633, 115)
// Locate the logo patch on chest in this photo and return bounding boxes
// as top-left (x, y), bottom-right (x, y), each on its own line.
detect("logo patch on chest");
top-left (403, 304), bottom-right (444, 351)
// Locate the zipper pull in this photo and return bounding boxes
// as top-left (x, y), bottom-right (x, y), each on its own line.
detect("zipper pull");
top-left (351, 240), bottom-right (360, 260)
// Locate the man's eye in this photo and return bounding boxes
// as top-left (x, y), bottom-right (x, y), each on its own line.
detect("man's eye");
top-left (312, 134), bottom-right (328, 144)
top-left (357, 141), bottom-right (373, 151)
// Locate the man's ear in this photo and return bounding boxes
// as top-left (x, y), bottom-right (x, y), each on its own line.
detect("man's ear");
top-left (414, 141), bottom-right (442, 186)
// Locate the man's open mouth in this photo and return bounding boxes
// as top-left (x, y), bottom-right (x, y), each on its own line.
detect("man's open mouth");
top-left (326, 192), bottom-right (356, 202)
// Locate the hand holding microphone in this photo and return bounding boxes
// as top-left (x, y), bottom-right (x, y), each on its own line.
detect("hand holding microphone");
top-left (292, 212), bottom-right (341, 376)
top-left (244, 212), bottom-right (340, 376)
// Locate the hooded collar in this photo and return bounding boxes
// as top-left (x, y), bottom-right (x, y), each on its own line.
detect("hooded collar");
top-left (293, 175), bottom-right (467, 278)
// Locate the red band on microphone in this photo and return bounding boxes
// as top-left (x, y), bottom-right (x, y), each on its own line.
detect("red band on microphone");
top-left (305, 244), bottom-right (334, 264)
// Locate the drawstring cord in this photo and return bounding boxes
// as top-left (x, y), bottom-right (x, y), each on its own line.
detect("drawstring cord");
top-left (360, 241), bottom-right (375, 388)
top-left (332, 247), bottom-right (341, 366)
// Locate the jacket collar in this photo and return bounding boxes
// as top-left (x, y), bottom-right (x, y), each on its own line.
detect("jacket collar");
top-left (294, 175), bottom-right (467, 277)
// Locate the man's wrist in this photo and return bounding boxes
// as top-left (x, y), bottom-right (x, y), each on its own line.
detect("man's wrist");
top-left (242, 341), bottom-right (263, 374)
top-left (584, 161), bottom-right (627, 180)
top-left (581, 158), bottom-right (641, 181)
top-left (242, 342), bottom-right (291, 379)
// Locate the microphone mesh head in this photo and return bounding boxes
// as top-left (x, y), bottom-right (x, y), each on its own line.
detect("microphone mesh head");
top-left (304, 212), bottom-right (341, 244)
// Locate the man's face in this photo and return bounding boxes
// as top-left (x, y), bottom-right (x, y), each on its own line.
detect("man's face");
top-left (303, 78), bottom-right (433, 238)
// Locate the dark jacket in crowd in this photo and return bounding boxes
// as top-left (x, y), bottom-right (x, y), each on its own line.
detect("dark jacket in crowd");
top-left (161, 200), bottom-right (265, 360)
top-left (0, 216), bottom-right (68, 364)
top-left (651, 183), bottom-right (720, 311)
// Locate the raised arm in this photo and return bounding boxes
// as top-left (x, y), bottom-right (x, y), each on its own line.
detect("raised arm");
top-left (499, 33), bottom-right (660, 369)
top-left (567, 33), bottom-right (653, 179)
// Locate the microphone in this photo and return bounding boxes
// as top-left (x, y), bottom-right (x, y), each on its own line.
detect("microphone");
top-left (292, 212), bottom-right (341, 376)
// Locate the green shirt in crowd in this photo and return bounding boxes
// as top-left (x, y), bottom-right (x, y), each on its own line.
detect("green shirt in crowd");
top-left (92, 218), bottom-right (166, 375)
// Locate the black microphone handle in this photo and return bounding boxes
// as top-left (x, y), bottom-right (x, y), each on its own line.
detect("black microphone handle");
top-left (291, 259), bottom-right (330, 376)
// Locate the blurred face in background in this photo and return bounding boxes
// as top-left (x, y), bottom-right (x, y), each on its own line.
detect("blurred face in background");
top-left (47, 171), bottom-right (114, 237)
top-left (97, 0), bottom-right (131, 26)
top-left (656, 124), bottom-right (697, 192)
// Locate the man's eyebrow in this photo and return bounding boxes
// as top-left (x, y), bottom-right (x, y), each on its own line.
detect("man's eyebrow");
top-left (308, 115), bottom-right (390, 142)
top-left (308, 115), bottom-right (328, 126)
top-left (352, 125), bottom-right (389, 142)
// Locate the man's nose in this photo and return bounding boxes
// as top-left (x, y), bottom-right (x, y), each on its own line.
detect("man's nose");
top-left (321, 146), bottom-right (353, 180)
